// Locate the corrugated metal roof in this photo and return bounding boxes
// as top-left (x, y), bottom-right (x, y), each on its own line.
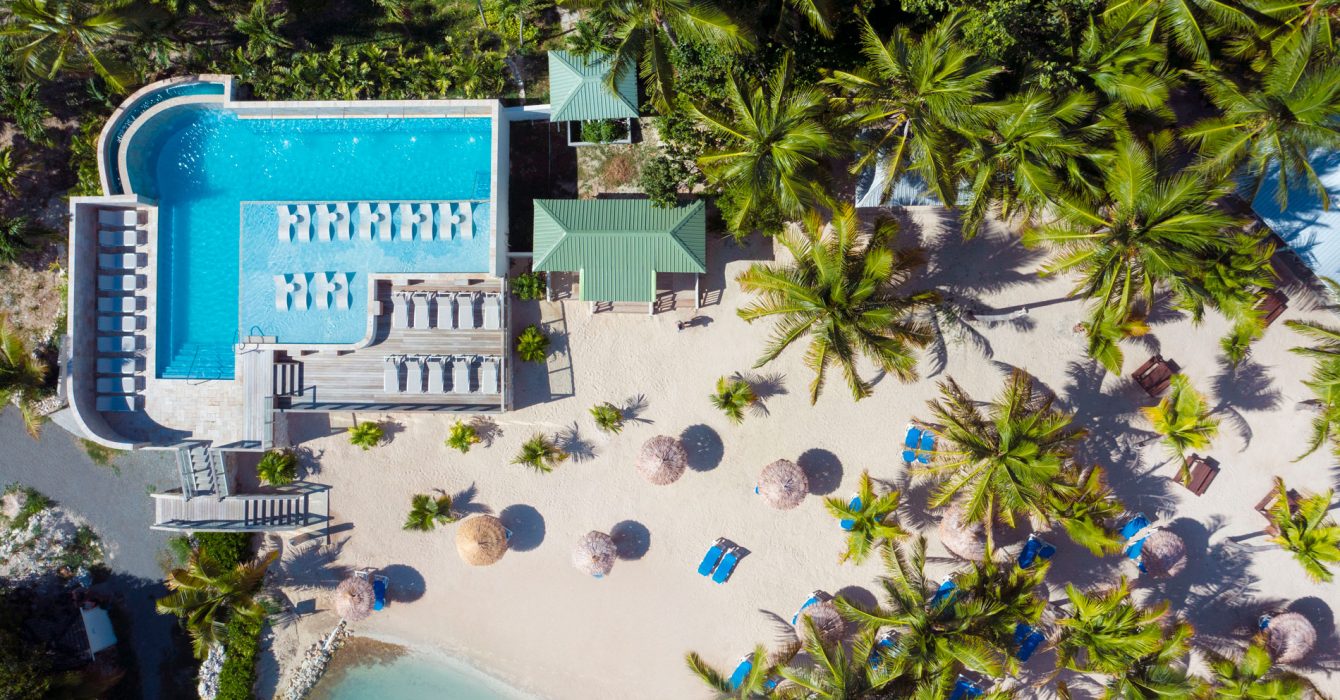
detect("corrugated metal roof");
top-left (532, 199), bottom-right (707, 302)
top-left (547, 50), bottom-right (639, 122)
top-left (1252, 151), bottom-right (1340, 280)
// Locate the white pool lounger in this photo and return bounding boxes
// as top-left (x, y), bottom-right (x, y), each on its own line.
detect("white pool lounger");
top-left (434, 293), bottom-right (454, 329)
top-left (482, 294), bottom-right (501, 330)
top-left (404, 357), bottom-right (427, 394)
top-left (98, 253), bottom-right (143, 270)
top-left (411, 293), bottom-right (431, 330)
top-left (98, 296), bottom-right (142, 314)
top-left (275, 275), bottom-right (294, 310)
top-left (434, 203), bottom-right (453, 240)
top-left (97, 335), bottom-right (141, 353)
top-left (455, 293), bottom-right (475, 329)
top-left (356, 202), bottom-right (373, 240)
top-left (293, 205), bottom-right (312, 242)
top-left (332, 272), bottom-right (352, 310)
top-left (98, 275), bottom-right (145, 292)
top-left (98, 315), bottom-right (142, 333)
top-left (96, 376), bottom-right (141, 394)
top-left (383, 356), bottom-right (403, 393)
top-left (375, 203), bottom-right (393, 241)
top-left (452, 356), bottom-right (471, 393)
top-left (96, 395), bottom-right (140, 412)
top-left (426, 357), bottom-right (445, 392)
top-left (415, 204), bottom-right (433, 241)
top-left (277, 205), bottom-right (294, 241)
top-left (315, 204), bottom-right (336, 242)
top-left (456, 202), bottom-right (473, 240)
top-left (334, 203), bottom-right (351, 241)
top-left (292, 273), bottom-right (310, 311)
top-left (96, 357), bottom-right (141, 375)
top-left (480, 358), bottom-right (499, 395)
top-left (391, 293), bottom-right (410, 329)
top-left (98, 209), bottom-right (139, 227)
top-left (99, 229), bottom-right (141, 247)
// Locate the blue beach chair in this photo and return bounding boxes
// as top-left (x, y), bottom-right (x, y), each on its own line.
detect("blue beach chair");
top-left (949, 676), bottom-right (983, 700)
top-left (1126, 533), bottom-right (1150, 573)
top-left (1119, 513), bottom-right (1150, 541)
top-left (791, 591), bottom-right (824, 625)
top-left (917, 430), bottom-right (936, 464)
top-left (868, 632), bottom-right (898, 669)
top-left (372, 576), bottom-right (388, 611)
top-left (903, 425), bottom-right (922, 463)
top-left (713, 547), bottom-right (742, 584)
top-left (930, 578), bottom-right (957, 608)
top-left (1017, 534), bottom-right (1057, 569)
top-left (840, 495), bottom-right (862, 531)
top-left (1014, 623), bottom-right (1044, 662)
top-left (728, 657), bottom-right (752, 690)
top-left (698, 538), bottom-right (728, 577)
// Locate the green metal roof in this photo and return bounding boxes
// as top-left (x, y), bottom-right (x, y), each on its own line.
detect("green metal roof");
top-left (547, 50), bottom-right (639, 122)
top-left (532, 199), bottom-right (707, 303)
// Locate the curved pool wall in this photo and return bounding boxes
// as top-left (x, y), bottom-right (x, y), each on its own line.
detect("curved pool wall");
top-left (98, 76), bottom-right (506, 380)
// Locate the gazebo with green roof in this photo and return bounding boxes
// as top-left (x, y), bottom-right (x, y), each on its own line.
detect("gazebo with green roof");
top-left (547, 50), bottom-right (639, 144)
top-left (532, 199), bottom-right (706, 313)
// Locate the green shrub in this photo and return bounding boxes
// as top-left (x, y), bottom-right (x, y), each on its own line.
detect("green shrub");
top-left (640, 156), bottom-right (689, 208)
top-left (511, 271), bottom-right (546, 301)
top-left (0, 217), bottom-right (39, 264)
top-left (196, 533), bottom-right (252, 569)
top-left (446, 420), bottom-right (481, 453)
top-left (214, 614), bottom-right (263, 700)
top-left (255, 449), bottom-right (297, 486)
top-left (68, 117), bottom-right (105, 198)
top-left (349, 422), bottom-right (385, 450)
top-left (3, 485), bottom-right (51, 532)
top-left (78, 439), bottom-right (122, 468)
top-left (515, 325), bottom-right (550, 363)
top-left (590, 402), bottom-right (623, 434)
top-left (580, 118), bottom-right (627, 144)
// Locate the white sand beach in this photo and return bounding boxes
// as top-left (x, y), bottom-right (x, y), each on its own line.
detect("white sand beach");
top-left (264, 209), bottom-right (1340, 699)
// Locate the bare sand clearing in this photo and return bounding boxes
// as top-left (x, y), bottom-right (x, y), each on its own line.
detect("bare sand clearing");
top-left (265, 210), bottom-right (1340, 699)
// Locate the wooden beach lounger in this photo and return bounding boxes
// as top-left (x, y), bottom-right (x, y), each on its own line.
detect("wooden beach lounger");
top-left (391, 293), bottom-right (410, 329)
top-left (1132, 355), bottom-right (1175, 397)
top-left (434, 293), bottom-right (454, 329)
top-left (1179, 454), bottom-right (1219, 496)
top-left (98, 315), bottom-right (143, 333)
top-left (99, 296), bottom-right (143, 314)
top-left (97, 335), bottom-right (142, 353)
top-left (1255, 289), bottom-right (1288, 327)
top-left (96, 357), bottom-right (141, 375)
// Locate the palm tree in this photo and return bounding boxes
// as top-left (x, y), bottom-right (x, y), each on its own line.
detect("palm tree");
top-left (1249, 0), bottom-right (1338, 68)
top-left (779, 620), bottom-right (883, 697)
top-left (825, 13), bottom-right (1000, 207)
top-left (917, 369), bottom-right (1086, 539)
top-left (0, 315), bottom-right (47, 439)
top-left (512, 433), bottom-right (568, 473)
top-left (348, 421), bottom-right (384, 450)
top-left (1204, 638), bottom-right (1317, 699)
top-left (824, 471), bottom-right (907, 565)
top-left (0, 0), bottom-right (130, 92)
top-left (1053, 578), bottom-right (1174, 675)
top-left (515, 324), bottom-right (550, 363)
top-left (0, 216), bottom-right (38, 263)
top-left (691, 53), bottom-right (835, 234)
top-left (1183, 57), bottom-right (1340, 210)
top-left (562, 0), bottom-right (750, 113)
top-left (955, 547), bottom-right (1048, 668)
top-left (1022, 135), bottom-right (1249, 373)
top-left (1102, 619), bottom-right (1204, 699)
top-left (589, 402), bottom-right (624, 433)
top-left (445, 419), bottom-right (481, 453)
top-left (403, 493), bottom-right (457, 531)
top-left (1296, 357), bottom-right (1340, 459)
top-left (684, 645), bottom-right (781, 698)
top-left (233, 0), bottom-right (291, 59)
top-left (709, 376), bottom-right (755, 424)
top-left (1071, 9), bottom-right (1173, 118)
top-left (1045, 465), bottom-right (1127, 555)
top-left (0, 80), bottom-right (53, 146)
top-left (1139, 374), bottom-right (1220, 477)
top-left (736, 205), bottom-right (937, 403)
top-left (1103, 0), bottom-right (1253, 61)
top-left (156, 549), bottom-right (276, 659)
top-left (1265, 477), bottom-right (1340, 582)
top-left (0, 147), bottom-right (25, 198)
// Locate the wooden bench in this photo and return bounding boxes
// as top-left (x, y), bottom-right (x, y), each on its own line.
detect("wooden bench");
top-left (1255, 289), bottom-right (1289, 327)
top-left (1132, 354), bottom-right (1175, 397)
top-left (1254, 487), bottom-right (1301, 536)
top-left (1178, 454), bottom-right (1218, 496)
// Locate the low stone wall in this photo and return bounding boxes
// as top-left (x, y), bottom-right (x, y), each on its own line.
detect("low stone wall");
top-left (279, 620), bottom-right (349, 700)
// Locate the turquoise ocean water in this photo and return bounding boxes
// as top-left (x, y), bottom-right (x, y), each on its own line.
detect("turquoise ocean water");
top-left (311, 649), bottom-right (538, 700)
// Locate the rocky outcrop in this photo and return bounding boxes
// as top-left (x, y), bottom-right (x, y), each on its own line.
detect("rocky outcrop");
top-left (280, 620), bottom-right (349, 700)
top-left (0, 490), bottom-right (101, 580)
top-left (197, 644), bottom-right (225, 700)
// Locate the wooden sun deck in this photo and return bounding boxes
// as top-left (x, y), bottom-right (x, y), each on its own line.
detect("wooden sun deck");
top-left (151, 483), bottom-right (330, 532)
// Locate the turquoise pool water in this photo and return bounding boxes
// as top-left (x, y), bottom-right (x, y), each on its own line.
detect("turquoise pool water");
top-left (311, 649), bottom-right (538, 700)
top-left (104, 81), bottom-right (226, 195)
top-left (125, 107), bottom-right (492, 378)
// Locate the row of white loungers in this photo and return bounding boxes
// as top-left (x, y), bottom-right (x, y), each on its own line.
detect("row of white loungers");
top-left (277, 202), bottom-right (473, 243)
top-left (383, 355), bottom-right (500, 395)
top-left (93, 208), bottom-right (149, 412)
top-left (390, 292), bottom-right (501, 331)
top-left (273, 272), bottom-right (353, 311)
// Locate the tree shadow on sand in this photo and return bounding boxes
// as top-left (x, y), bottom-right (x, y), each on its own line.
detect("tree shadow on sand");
top-left (499, 504), bottom-right (546, 552)
top-left (681, 424), bottom-right (724, 472)
top-left (1211, 358), bottom-right (1282, 444)
top-left (449, 483), bottom-right (492, 517)
top-left (557, 422), bottom-right (596, 463)
top-left (620, 394), bottom-right (652, 425)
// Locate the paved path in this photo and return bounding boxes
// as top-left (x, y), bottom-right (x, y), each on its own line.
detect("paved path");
top-left (0, 410), bottom-right (195, 698)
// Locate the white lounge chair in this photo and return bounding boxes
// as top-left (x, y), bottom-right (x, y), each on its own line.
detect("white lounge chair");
top-left (404, 357), bottom-right (427, 394)
top-left (98, 253), bottom-right (142, 270)
top-left (332, 272), bottom-right (352, 310)
top-left (434, 293), bottom-right (454, 329)
top-left (96, 357), bottom-right (140, 375)
top-left (397, 204), bottom-right (419, 241)
top-left (98, 209), bottom-right (139, 227)
top-left (452, 356), bottom-right (471, 393)
top-left (455, 293), bottom-right (475, 329)
top-left (277, 204), bottom-right (294, 242)
top-left (97, 335), bottom-right (141, 353)
top-left (334, 203), bottom-right (351, 241)
top-left (274, 275), bottom-right (293, 310)
top-left (455, 202), bottom-right (474, 240)
top-left (426, 357), bottom-right (445, 392)
top-left (411, 293), bottom-right (431, 330)
top-left (98, 275), bottom-right (144, 293)
top-left (375, 203), bottom-right (392, 241)
top-left (98, 315), bottom-right (142, 333)
top-left (292, 273), bottom-right (310, 311)
top-left (480, 358), bottom-right (499, 395)
top-left (415, 204), bottom-right (433, 241)
top-left (356, 202), bottom-right (373, 240)
top-left (96, 376), bottom-right (140, 394)
top-left (315, 204), bottom-right (335, 242)
top-left (383, 356), bottom-right (403, 393)
top-left (293, 205), bottom-right (312, 242)
top-left (95, 395), bottom-right (140, 412)
top-left (482, 294), bottom-right (501, 330)
top-left (312, 273), bottom-right (332, 310)
top-left (434, 203), bottom-right (453, 240)
top-left (99, 229), bottom-right (141, 247)
top-left (391, 293), bottom-right (410, 329)
top-left (98, 296), bottom-right (142, 314)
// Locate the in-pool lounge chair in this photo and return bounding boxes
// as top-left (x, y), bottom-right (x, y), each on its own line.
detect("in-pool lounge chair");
top-left (1017, 534), bottom-right (1056, 570)
top-left (479, 358), bottom-right (499, 395)
top-left (791, 591), bottom-right (825, 625)
top-left (356, 202), bottom-right (374, 240)
top-left (482, 294), bottom-right (501, 330)
top-left (404, 356), bottom-right (426, 394)
top-left (291, 273), bottom-right (310, 311)
top-left (99, 296), bottom-right (142, 313)
top-left (334, 202), bottom-right (351, 241)
top-left (391, 293), bottom-right (410, 329)
top-left (98, 274), bottom-right (144, 293)
top-left (1014, 623), bottom-right (1044, 662)
top-left (839, 495), bottom-right (861, 531)
top-left (95, 395), bottom-right (140, 412)
top-left (330, 272), bottom-right (352, 311)
top-left (97, 335), bottom-right (141, 353)
top-left (949, 676), bottom-right (983, 700)
top-left (96, 357), bottom-right (140, 375)
top-left (98, 209), bottom-right (139, 227)
top-left (315, 204), bottom-right (335, 242)
top-left (452, 356), bottom-right (471, 393)
top-left (274, 275), bottom-right (295, 311)
top-left (397, 203), bottom-right (419, 241)
top-left (902, 425), bottom-right (921, 463)
top-left (434, 293), bottom-right (454, 329)
top-left (292, 205), bottom-right (312, 243)
top-left (96, 376), bottom-right (140, 394)
top-left (712, 546), bottom-right (742, 584)
top-left (98, 315), bottom-right (142, 333)
top-left (375, 203), bottom-right (392, 241)
top-left (697, 538), bottom-right (728, 576)
top-left (276, 204), bottom-right (297, 242)
top-left (455, 202), bottom-right (473, 239)
top-left (415, 204), bottom-right (433, 241)
top-left (99, 229), bottom-right (141, 247)
top-left (434, 203), bottom-right (454, 240)
top-left (456, 293), bottom-right (476, 329)
top-left (383, 356), bottom-right (403, 393)
top-left (411, 293), bottom-right (432, 330)
top-left (98, 253), bottom-right (142, 270)
top-left (426, 356), bottom-right (445, 393)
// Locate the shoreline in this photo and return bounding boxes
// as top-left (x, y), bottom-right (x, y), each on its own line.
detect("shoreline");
top-left (303, 633), bottom-right (546, 700)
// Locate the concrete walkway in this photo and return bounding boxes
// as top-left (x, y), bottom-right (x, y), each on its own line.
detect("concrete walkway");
top-left (0, 410), bottom-right (195, 698)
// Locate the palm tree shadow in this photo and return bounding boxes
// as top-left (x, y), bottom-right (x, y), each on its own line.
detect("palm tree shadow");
top-left (1211, 358), bottom-right (1282, 413)
top-left (924, 295), bottom-right (996, 377)
top-left (621, 394), bottom-right (652, 425)
top-left (274, 537), bottom-right (350, 590)
top-left (557, 422), bottom-right (596, 463)
top-left (469, 416), bottom-right (502, 447)
top-left (449, 483), bottom-right (491, 516)
top-left (735, 370), bottom-right (787, 417)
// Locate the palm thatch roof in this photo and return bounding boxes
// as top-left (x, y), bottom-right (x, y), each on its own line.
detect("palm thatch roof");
top-left (636, 435), bottom-right (688, 485)
top-left (758, 459), bottom-right (808, 510)
top-left (334, 576), bottom-right (374, 622)
top-left (795, 600), bottom-right (845, 646)
top-left (938, 501), bottom-right (986, 561)
top-left (1140, 529), bottom-right (1187, 578)
top-left (572, 530), bottom-right (617, 577)
top-left (1266, 612), bottom-right (1317, 664)
top-left (455, 515), bottom-right (509, 566)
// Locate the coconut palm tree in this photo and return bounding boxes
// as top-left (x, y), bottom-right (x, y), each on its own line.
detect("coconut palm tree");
top-left (1204, 638), bottom-right (1317, 699)
top-left (736, 205), bottom-right (938, 403)
top-left (589, 402), bottom-right (624, 433)
top-left (1053, 578), bottom-right (1175, 675)
top-left (1265, 477), bottom-right (1340, 582)
top-left (561, 0), bottom-right (750, 113)
top-left (955, 546), bottom-right (1048, 667)
top-left (685, 645), bottom-right (782, 698)
top-left (403, 493), bottom-right (457, 531)
top-left (445, 419), bottom-right (481, 453)
top-left (1183, 57), bottom-right (1340, 210)
top-left (0, 315), bottom-right (47, 439)
top-left (156, 549), bottom-right (276, 659)
top-left (1071, 9), bottom-right (1173, 118)
top-left (1140, 374), bottom-right (1220, 475)
top-left (1101, 619), bottom-right (1204, 700)
top-left (1045, 465), bottom-right (1127, 555)
top-left (1103, 0), bottom-right (1253, 61)
top-left (709, 376), bottom-right (755, 424)
top-left (1022, 134), bottom-right (1249, 373)
top-left (233, 0), bottom-right (291, 59)
top-left (1249, 0), bottom-right (1338, 68)
top-left (916, 369), bottom-right (1086, 540)
top-left (691, 53), bottom-right (835, 235)
top-left (1287, 311), bottom-right (1340, 360)
top-left (1294, 355), bottom-right (1340, 459)
top-left (824, 13), bottom-right (1000, 207)
top-left (824, 471), bottom-right (907, 565)
top-left (0, 0), bottom-right (130, 92)
top-left (779, 620), bottom-right (884, 697)
top-left (0, 147), bottom-right (26, 198)
top-left (512, 433), bottom-right (568, 473)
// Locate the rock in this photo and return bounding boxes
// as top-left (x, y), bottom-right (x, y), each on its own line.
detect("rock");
top-left (279, 621), bottom-right (350, 700)
top-left (0, 492), bottom-right (23, 519)
top-left (197, 644), bottom-right (225, 700)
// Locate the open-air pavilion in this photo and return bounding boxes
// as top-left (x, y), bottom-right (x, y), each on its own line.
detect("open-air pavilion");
top-left (546, 50), bottom-right (639, 144)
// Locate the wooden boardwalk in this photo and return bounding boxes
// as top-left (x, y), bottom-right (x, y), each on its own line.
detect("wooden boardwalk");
top-left (151, 485), bottom-right (330, 532)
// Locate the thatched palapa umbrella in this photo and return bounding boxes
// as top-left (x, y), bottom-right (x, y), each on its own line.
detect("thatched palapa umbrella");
top-left (1138, 529), bottom-right (1186, 578)
top-left (456, 514), bottom-right (509, 566)
top-left (1265, 612), bottom-right (1316, 664)
top-left (795, 600), bottom-right (845, 646)
top-left (573, 530), bottom-right (617, 577)
top-left (333, 575), bottom-right (374, 622)
top-left (636, 435), bottom-right (688, 485)
top-left (758, 459), bottom-right (808, 510)
top-left (938, 502), bottom-right (986, 561)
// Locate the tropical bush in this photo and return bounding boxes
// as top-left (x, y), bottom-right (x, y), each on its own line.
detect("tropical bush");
top-left (580, 118), bottom-right (627, 143)
top-left (0, 314), bottom-right (49, 438)
top-left (255, 449), bottom-right (297, 486)
top-left (515, 324), bottom-right (550, 363)
top-left (0, 217), bottom-right (39, 264)
top-left (589, 402), bottom-right (623, 434)
top-left (510, 271), bottom-right (546, 301)
top-left (404, 493), bottom-right (457, 531)
top-left (639, 156), bottom-right (689, 208)
top-left (214, 614), bottom-right (262, 700)
top-left (348, 422), bottom-right (385, 450)
top-left (445, 420), bottom-right (481, 453)
top-left (195, 532), bottom-right (253, 569)
top-left (512, 433), bottom-right (567, 474)
top-left (708, 376), bottom-right (755, 424)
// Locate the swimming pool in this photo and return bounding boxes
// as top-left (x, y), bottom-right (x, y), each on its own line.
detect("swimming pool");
top-left (125, 107), bottom-right (493, 379)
